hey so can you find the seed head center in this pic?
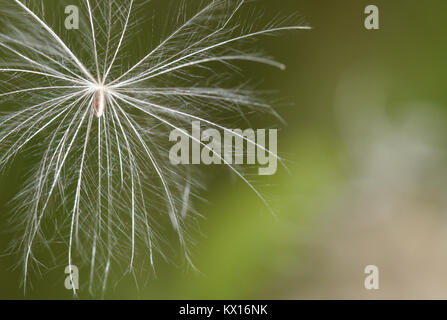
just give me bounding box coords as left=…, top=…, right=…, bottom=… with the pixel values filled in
left=93, top=84, right=107, bottom=118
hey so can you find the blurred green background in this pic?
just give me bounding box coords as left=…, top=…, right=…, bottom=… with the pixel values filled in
left=2, top=0, right=447, bottom=299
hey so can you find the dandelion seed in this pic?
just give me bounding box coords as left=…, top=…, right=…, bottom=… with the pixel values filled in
left=0, top=0, right=310, bottom=295
left=93, top=84, right=106, bottom=118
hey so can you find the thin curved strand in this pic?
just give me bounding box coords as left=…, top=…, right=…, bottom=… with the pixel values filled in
left=13, top=0, right=96, bottom=83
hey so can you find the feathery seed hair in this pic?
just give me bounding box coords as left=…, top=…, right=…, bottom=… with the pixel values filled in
left=0, top=0, right=309, bottom=294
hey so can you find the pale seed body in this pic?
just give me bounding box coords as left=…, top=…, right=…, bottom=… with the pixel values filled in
left=93, top=88, right=106, bottom=117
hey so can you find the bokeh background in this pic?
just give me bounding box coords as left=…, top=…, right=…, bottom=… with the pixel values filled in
left=2, top=0, right=447, bottom=299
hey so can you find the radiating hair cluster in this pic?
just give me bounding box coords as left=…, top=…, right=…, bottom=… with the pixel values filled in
left=0, top=0, right=309, bottom=294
